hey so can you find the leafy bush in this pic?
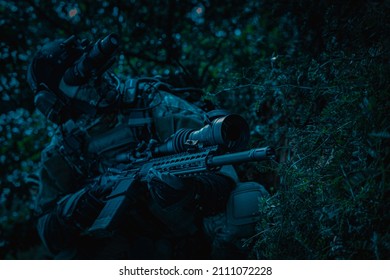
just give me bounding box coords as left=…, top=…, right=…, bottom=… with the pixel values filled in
left=0, top=110, right=55, bottom=259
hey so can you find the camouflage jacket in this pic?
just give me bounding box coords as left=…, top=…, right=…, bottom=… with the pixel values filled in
left=35, top=78, right=206, bottom=214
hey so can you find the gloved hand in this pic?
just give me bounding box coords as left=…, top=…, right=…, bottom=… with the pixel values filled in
left=146, top=169, right=200, bottom=235
left=56, top=178, right=112, bottom=231
left=146, top=169, right=193, bottom=208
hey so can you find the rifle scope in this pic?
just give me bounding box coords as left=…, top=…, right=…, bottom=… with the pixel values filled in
left=154, top=114, right=250, bottom=155
left=63, top=33, right=119, bottom=86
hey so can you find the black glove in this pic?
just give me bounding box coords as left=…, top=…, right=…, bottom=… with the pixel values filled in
left=56, top=178, right=112, bottom=231
left=146, top=169, right=235, bottom=214
left=146, top=169, right=193, bottom=208
left=146, top=169, right=201, bottom=236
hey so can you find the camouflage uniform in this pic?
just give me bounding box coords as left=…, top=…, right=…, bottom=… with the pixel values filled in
left=35, top=75, right=235, bottom=259
left=29, top=35, right=269, bottom=260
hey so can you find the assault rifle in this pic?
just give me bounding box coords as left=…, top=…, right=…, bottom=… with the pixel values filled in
left=88, top=114, right=274, bottom=235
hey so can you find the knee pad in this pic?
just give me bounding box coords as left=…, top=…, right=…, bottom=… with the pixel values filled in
left=203, top=181, right=269, bottom=241
left=226, top=181, right=269, bottom=237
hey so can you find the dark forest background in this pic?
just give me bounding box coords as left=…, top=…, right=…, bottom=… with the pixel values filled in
left=0, top=0, right=389, bottom=259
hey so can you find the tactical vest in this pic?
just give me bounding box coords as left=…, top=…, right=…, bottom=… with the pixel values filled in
left=40, top=78, right=206, bottom=194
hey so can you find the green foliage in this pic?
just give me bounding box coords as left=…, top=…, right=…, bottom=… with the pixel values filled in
left=0, top=110, right=54, bottom=258
left=1, top=0, right=389, bottom=259
left=227, top=2, right=389, bottom=259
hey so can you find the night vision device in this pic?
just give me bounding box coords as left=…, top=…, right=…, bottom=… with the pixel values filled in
left=63, top=33, right=119, bottom=86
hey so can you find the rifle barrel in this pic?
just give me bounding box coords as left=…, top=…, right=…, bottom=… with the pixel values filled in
left=207, top=147, right=274, bottom=166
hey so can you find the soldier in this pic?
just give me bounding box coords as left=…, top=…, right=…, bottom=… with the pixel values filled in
left=27, top=34, right=268, bottom=259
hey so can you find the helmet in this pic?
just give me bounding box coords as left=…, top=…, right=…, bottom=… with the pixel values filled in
left=27, top=34, right=119, bottom=124
left=27, top=36, right=85, bottom=124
